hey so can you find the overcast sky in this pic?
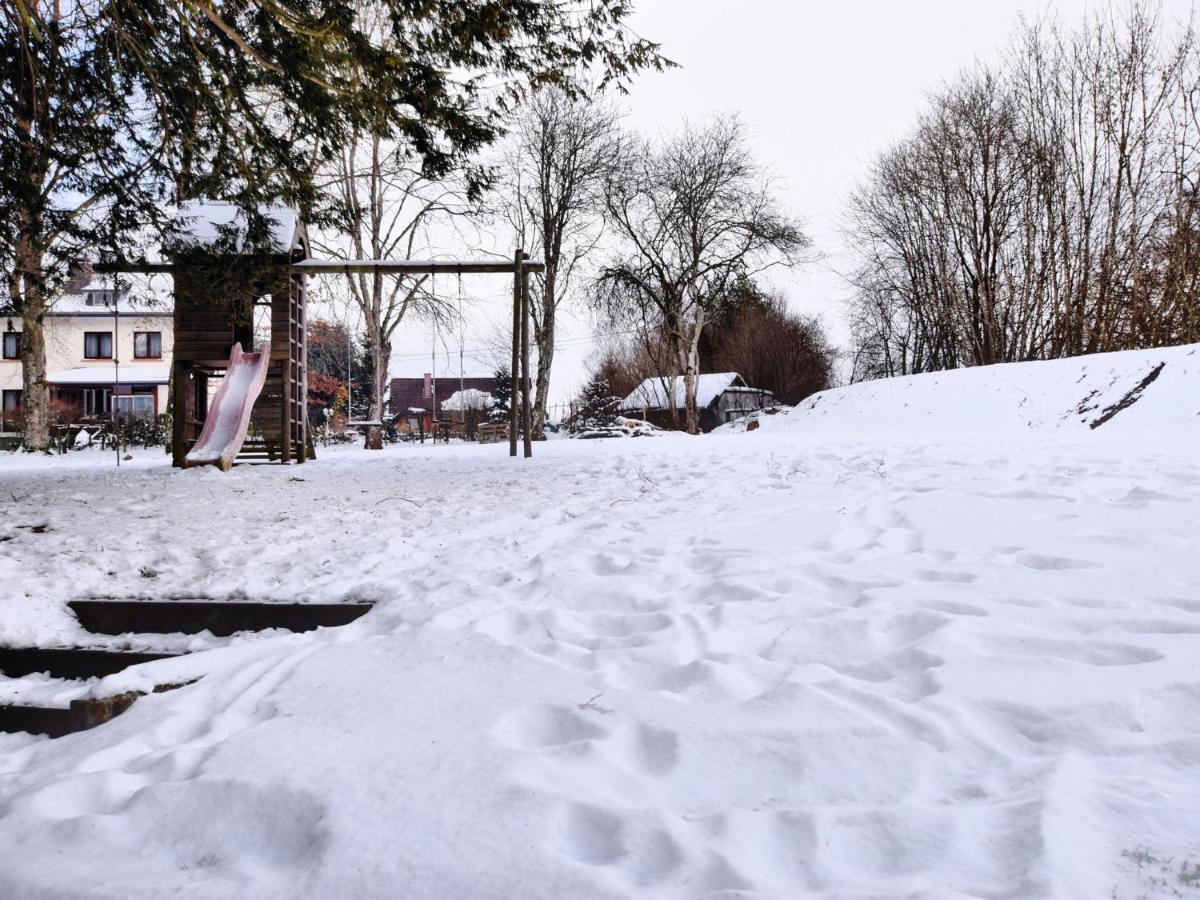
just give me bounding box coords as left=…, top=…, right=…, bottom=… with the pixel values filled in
left=386, top=0, right=1191, bottom=406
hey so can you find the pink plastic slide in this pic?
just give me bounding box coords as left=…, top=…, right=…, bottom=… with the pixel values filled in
left=184, top=343, right=272, bottom=471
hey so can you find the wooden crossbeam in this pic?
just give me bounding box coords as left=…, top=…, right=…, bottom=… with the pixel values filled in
left=292, top=258, right=545, bottom=275
left=96, top=257, right=545, bottom=275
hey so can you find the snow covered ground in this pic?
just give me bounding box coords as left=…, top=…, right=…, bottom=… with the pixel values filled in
left=739, top=342, right=1200, bottom=437
left=1, top=346, right=1198, bottom=898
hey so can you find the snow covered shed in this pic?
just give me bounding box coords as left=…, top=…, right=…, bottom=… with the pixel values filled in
left=619, top=373, right=775, bottom=432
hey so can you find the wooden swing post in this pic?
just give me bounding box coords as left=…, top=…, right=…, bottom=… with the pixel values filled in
left=510, top=249, right=521, bottom=457
left=520, top=256, right=533, bottom=458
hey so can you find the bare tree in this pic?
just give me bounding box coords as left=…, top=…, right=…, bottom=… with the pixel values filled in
left=595, top=116, right=809, bottom=433
left=499, top=88, right=618, bottom=439
left=313, top=4, right=491, bottom=453
left=847, top=4, right=1200, bottom=379
left=703, top=280, right=837, bottom=404
left=589, top=327, right=677, bottom=402
left=316, top=141, right=474, bottom=447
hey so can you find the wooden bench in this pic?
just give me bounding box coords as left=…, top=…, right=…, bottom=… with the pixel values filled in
left=476, top=423, right=508, bottom=444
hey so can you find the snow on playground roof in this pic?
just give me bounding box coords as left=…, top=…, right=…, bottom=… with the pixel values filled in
left=48, top=365, right=170, bottom=385
left=172, top=200, right=303, bottom=253
left=619, top=372, right=746, bottom=412
left=441, top=389, right=495, bottom=411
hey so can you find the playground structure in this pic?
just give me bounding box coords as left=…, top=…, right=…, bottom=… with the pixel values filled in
left=97, top=202, right=543, bottom=468
left=184, top=342, right=273, bottom=470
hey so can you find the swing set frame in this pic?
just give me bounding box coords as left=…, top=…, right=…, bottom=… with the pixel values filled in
left=98, top=248, right=545, bottom=462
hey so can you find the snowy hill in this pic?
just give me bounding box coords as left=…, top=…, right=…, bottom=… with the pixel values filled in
left=1, top=348, right=1198, bottom=898
left=741, top=343, right=1200, bottom=435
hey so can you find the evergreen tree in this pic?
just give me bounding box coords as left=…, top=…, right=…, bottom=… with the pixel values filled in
left=488, top=367, right=512, bottom=424
left=571, top=377, right=620, bottom=436
left=2, top=4, right=166, bottom=450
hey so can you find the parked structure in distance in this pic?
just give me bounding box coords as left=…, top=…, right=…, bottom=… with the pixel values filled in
left=389, top=373, right=499, bottom=436
left=619, top=372, right=774, bottom=432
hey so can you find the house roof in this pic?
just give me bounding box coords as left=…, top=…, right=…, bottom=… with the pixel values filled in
left=619, top=373, right=747, bottom=412
left=389, top=376, right=498, bottom=416
left=48, top=364, right=170, bottom=386
left=170, top=200, right=305, bottom=254
left=441, top=388, right=495, bottom=411
left=49, top=278, right=174, bottom=316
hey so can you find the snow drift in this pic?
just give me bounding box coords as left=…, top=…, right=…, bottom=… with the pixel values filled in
left=740, top=342, right=1200, bottom=436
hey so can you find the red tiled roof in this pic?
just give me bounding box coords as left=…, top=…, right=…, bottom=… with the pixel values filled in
left=389, top=376, right=498, bottom=415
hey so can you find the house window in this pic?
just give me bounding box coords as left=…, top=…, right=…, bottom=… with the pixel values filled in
left=84, top=331, right=113, bottom=359
left=2, top=332, right=19, bottom=360
left=85, top=290, right=114, bottom=307
left=133, top=331, right=161, bottom=359
left=113, top=393, right=155, bottom=421
left=1, top=389, right=21, bottom=430
left=82, top=388, right=111, bottom=418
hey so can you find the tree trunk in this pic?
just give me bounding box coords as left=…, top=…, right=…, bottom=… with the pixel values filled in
left=19, top=309, right=49, bottom=452
left=532, top=274, right=555, bottom=440
left=17, top=244, right=50, bottom=452
left=682, top=341, right=700, bottom=435
left=365, top=332, right=388, bottom=450
left=682, top=311, right=706, bottom=435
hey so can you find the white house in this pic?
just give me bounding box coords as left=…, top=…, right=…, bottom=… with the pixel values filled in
left=1, top=276, right=173, bottom=433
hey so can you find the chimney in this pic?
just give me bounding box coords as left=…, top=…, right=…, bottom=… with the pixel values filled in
left=65, top=261, right=94, bottom=295
left=423, top=372, right=432, bottom=399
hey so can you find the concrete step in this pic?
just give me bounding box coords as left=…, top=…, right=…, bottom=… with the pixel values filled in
left=0, top=647, right=179, bottom=680
left=0, top=600, right=372, bottom=736
left=0, top=692, right=140, bottom=738
left=69, top=599, right=373, bottom=637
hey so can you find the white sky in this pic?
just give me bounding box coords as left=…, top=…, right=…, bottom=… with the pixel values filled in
left=382, top=0, right=1191, bottom=407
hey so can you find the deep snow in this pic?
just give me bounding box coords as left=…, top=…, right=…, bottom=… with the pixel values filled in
left=745, top=342, right=1200, bottom=436
left=0, top=346, right=1198, bottom=899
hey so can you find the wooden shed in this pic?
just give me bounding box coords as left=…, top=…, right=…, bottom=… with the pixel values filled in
left=618, top=372, right=776, bottom=432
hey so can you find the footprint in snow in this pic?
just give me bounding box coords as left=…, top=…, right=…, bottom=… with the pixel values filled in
left=980, top=635, right=1162, bottom=666
left=1014, top=552, right=1103, bottom=571
left=495, top=703, right=608, bottom=750
left=920, top=599, right=988, bottom=617
left=588, top=552, right=638, bottom=576
left=579, top=610, right=675, bottom=638
left=552, top=802, right=626, bottom=865
left=549, top=802, right=685, bottom=887
left=616, top=721, right=679, bottom=777
left=496, top=703, right=681, bottom=778
left=914, top=568, right=978, bottom=584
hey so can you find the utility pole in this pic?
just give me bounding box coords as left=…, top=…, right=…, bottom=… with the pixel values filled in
left=111, top=281, right=120, bottom=467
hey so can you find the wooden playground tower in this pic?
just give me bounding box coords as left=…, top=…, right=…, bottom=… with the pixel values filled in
left=172, top=214, right=310, bottom=466
left=97, top=202, right=544, bottom=467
